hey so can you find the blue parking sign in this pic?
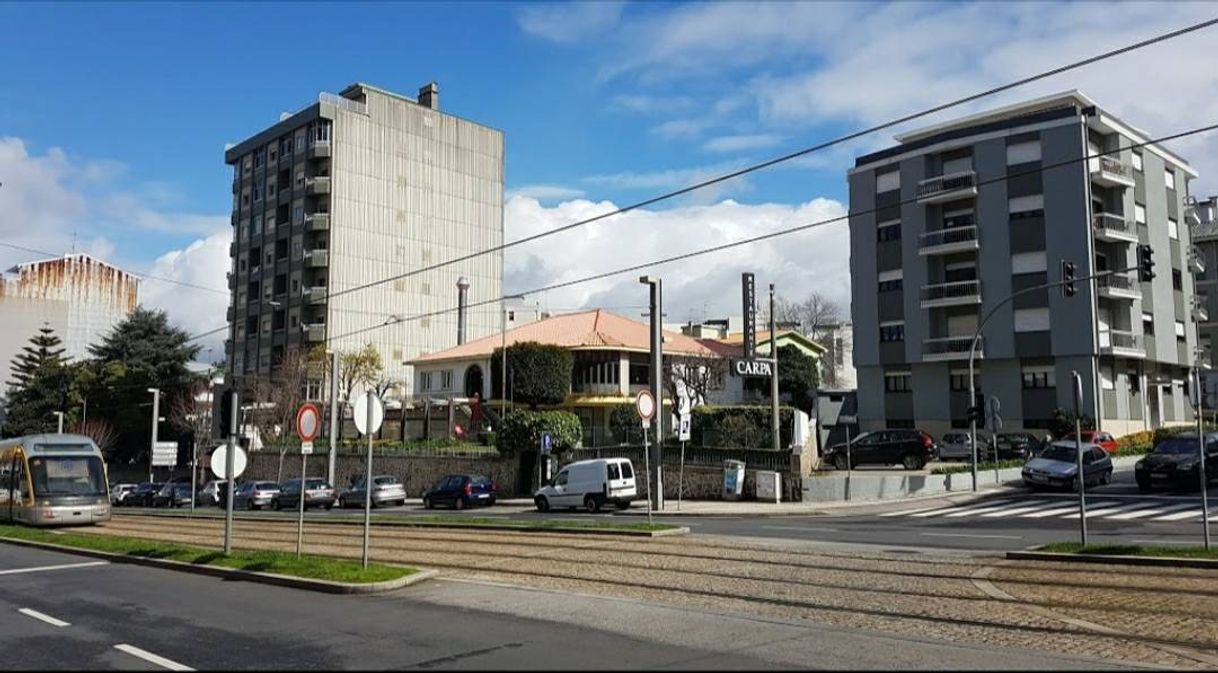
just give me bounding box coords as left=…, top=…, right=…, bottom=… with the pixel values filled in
left=540, top=432, right=552, bottom=455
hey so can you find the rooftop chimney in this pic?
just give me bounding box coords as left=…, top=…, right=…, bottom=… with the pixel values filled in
left=456, top=276, right=470, bottom=345
left=418, top=82, right=439, bottom=110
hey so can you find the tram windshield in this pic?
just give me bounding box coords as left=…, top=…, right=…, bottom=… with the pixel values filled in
left=27, top=455, right=107, bottom=497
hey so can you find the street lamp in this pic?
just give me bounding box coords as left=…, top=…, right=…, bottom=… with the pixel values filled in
left=500, top=294, right=526, bottom=414
left=639, top=275, right=664, bottom=511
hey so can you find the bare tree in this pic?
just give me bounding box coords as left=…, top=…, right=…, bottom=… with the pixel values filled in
left=760, top=291, right=846, bottom=387
left=663, top=354, right=729, bottom=410
left=168, top=378, right=215, bottom=488
left=247, top=347, right=327, bottom=481
left=68, top=418, right=118, bottom=455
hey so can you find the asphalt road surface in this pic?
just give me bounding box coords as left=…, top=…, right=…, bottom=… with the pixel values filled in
left=123, top=470, right=1215, bottom=552
left=0, top=543, right=1137, bottom=670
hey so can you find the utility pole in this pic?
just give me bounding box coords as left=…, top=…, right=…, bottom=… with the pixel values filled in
left=328, top=350, right=339, bottom=486
left=147, top=388, right=161, bottom=483
left=769, top=284, right=780, bottom=451
left=640, top=276, right=664, bottom=510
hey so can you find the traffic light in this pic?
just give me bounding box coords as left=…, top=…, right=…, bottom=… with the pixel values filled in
left=967, top=405, right=984, bottom=425
left=1137, top=243, right=1156, bottom=282
left=1061, top=260, right=1077, bottom=298
left=216, top=388, right=238, bottom=438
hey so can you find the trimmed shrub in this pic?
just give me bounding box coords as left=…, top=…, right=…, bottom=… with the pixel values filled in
left=496, top=409, right=582, bottom=456
left=490, top=342, right=573, bottom=408
left=691, top=405, right=796, bottom=449
left=609, top=404, right=638, bottom=443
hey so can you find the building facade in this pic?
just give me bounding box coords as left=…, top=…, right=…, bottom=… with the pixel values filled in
left=848, top=92, right=1201, bottom=438
left=0, top=253, right=140, bottom=396
left=223, top=81, right=504, bottom=396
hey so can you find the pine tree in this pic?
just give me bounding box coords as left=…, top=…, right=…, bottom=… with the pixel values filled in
left=8, top=324, right=66, bottom=389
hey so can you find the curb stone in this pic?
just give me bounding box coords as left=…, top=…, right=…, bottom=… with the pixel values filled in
left=1008, top=550, right=1218, bottom=570
left=0, top=535, right=435, bottom=594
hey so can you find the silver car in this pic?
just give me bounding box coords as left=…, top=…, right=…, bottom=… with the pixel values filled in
left=230, top=480, right=281, bottom=510
left=938, top=432, right=990, bottom=461
left=1022, top=441, right=1113, bottom=491
left=338, top=475, right=406, bottom=508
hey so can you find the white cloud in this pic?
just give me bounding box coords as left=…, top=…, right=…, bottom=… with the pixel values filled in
left=611, top=94, right=695, bottom=115
left=518, top=1, right=625, bottom=44
left=0, top=138, right=94, bottom=267
left=503, top=195, right=850, bottom=322
left=505, top=184, right=587, bottom=202
left=141, top=231, right=234, bottom=355
left=703, top=134, right=784, bottom=153
left=652, top=118, right=714, bottom=140
left=582, top=160, right=754, bottom=203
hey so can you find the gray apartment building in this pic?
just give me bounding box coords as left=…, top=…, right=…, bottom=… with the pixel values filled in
left=848, top=91, right=1202, bottom=438
left=223, top=82, right=504, bottom=396
left=1191, top=195, right=1218, bottom=403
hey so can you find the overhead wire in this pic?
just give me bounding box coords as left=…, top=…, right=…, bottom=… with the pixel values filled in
left=0, top=240, right=230, bottom=296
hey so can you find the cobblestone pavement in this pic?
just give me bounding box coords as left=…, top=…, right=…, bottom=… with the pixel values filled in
left=92, top=515, right=1218, bottom=669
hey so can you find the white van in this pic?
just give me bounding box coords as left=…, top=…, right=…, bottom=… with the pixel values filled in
left=534, top=458, right=637, bottom=513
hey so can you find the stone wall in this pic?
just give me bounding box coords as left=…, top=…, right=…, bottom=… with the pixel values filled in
left=240, top=451, right=519, bottom=499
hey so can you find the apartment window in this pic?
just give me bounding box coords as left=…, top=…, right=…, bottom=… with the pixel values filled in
left=1173, top=269, right=1183, bottom=291
left=253, top=179, right=263, bottom=202
left=879, top=321, right=905, bottom=342
left=440, top=370, right=453, bottom=390
left=1132, top=151, right=1143, bottom=172
left=254, top=152, right=263, bottom=169
left=1100, top=363, right=1116, bottom=390
left=1169, top=217, right=1179, bottom=240
left=267, top=181, right=276, bottom=199
left=296, top=135, right=306, bottom=153
left=884, top=372, right=912, bottom=393
left=1022, top=366, right=1056, bottom=389
left=1176, top=320, right=1187, bottom=340
left=1129, top=372, right=1141, bottom=393
left=1008, top=194, right=1044, bottom=218
left=878, top=270, right=903, bottom=293
left=1165, top=169, right=1176, bottom=191
left=1143, top=312, right=1155, bottom=335
left=943, top=205, right=975, bottom=228
left=268, top=146, right=277, bottom=163
left=1011, top=251, right=1048, bottom=275
left=949, top=371, right=971, bottom=391
left=295, top=168, right=305, bottom=189
left=888, top=418, right=916, bottom=429
left=1014, top=308, right=1050, bottom=332
left=876, top=221, right=901, bottom=242
left=1006, top=139, right=1041, bottom=165
left=876, top=169, right=900, bottom=193
left=293, top=206, right=304, bottom=223
left=419, top=372, right=432, bottom=391
left=1135, top=203, right=1147, bottom=225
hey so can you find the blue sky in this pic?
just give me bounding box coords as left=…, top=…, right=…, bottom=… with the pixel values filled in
left=2, top=1, right=1216, bottom=350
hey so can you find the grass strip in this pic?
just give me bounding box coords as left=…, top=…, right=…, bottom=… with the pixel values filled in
left=0, top=525, right=414, bottom=583
left=1040, top=542, right=1218, bottom=560
left=117, top=509, right=680, bottom=533
left=930, top=459, right=1026, bottom=475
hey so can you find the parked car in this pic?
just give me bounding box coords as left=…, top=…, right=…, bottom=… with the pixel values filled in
left=1077, top=430, right=1118, bottom=453
left=152, top=482, right=194, bottom=508
left=534, top=458, right=636, bottom=513
left=1022, top=441, right=1113, bottom=490
left=198, top=480, right=227, bottom=506
left=127, top=481, right=164, bottom=507
left=109, top=482, right=138, bottom=506
left=338, top=475, right=407, bottom=508
left=993, top=432, right=1044, bottom=460
left=423, top=474, right=497, bottom=510
left=1135, top=433, right=1218, bottom=492
left=228, top=480, right=281, bottom=510
left=937, top=432, right=990, bottom=461
left=273, top=478, right=336, bottom=511
left=824, top=430, right=936, bottom=471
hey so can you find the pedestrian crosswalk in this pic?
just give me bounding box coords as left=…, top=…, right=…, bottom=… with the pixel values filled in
left=877, top=498, right=1215, bottom=524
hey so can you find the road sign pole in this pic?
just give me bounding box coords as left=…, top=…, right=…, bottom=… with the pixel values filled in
left=297, top=450, right=307, bottom=557
left=990, top=396, right=1002, bottom=486
left=642, top=424, right=653, bottom=526
left=845, top=424, right=852, bottom=502
left=1072, top=370, right=1088, bottom=546
left=1197, top=366, right=1211, bottom=551
left=224, top=390, right=237, bottom=555
left=362, top=390, right=374, bottom=570
left=678, top=440, right=686, bottom=511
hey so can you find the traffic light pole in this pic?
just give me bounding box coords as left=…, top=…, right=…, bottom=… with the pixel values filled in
left=967, top=265, right=1142, bottom=492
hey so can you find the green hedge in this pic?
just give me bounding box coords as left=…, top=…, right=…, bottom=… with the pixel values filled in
left=1114, top=425, right=1218, bottom=457
left=691, top=405, right=795, bottom=449
left=496, top=409, right=582, bottom=455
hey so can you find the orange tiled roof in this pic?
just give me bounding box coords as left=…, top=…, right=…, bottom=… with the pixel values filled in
left=411, top=310, right=733, bottom=364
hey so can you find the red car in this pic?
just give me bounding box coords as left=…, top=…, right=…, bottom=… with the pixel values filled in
left=1077, top=430, right=1118, bottom=453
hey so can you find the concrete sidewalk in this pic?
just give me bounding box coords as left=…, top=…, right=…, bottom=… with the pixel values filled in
left=611, top=487, right=1021, bottom=517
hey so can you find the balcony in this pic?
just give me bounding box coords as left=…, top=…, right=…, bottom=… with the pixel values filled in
left=1194, top=296, right=1209, bottom=323
left=227, top=272, right=236, bottom=290
left=1189, top=245, right=1207, bottom=275
left=1097, top=272, right=1141, bottom=301
left=916, top=171, right=977, bottom=204
left=303, top=250, right=329, bottom=268
left=305, top=176, right=331, bottom=195
left=923, top=335, right=983, bottom=362
left=919, top=225, right=979, bottom=256
left=1092, top=212, right=1139, bottom=244
left=226, top=306, right=235, bottom=322
left=305, top=212, right=329, bottom=231
left=307, top=142, right=331, bottom=160
left=1099, top=329, right=1146, bottom=358
left=920, top=280, right=982, bottom=308
left=303, top=286, right=328, bottom=305
left=1090, top=155, right=1135, bottom=188
left=302, top=323, right=326, bottom=342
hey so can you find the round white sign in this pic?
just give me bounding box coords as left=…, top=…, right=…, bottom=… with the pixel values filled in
left=296, top=403, right=322, bottom=442
left=635, top=389, right=656, bottom=421
left=210, top=444, right=248, bottom=479
left=353, top=392, right=385, bottom=435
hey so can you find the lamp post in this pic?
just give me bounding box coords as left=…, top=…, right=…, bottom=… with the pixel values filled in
left=147, top=388, right=161, bottom=483
left=639, top=275, right=664, bottom=511
left=500, top=294, right=526, bottom=418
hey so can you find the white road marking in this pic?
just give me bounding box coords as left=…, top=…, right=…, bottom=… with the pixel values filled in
left=909, top=501, right=1015, bottom=518
left=943, top=502, right=1023, bottom=518
left=113, top=644, right=194, bottom=671
left=920, top=532, right=1023, bottom=540
left=1020, top=502, right=1119, bottom=518
left=1106, top=504, right=1197, bottom=520
left=0, top=561, right=108, bottom=576
left=1153, top=508, right=1205, bottom=522
left=18, top=608, right=69, bottom=627
left=978, top=503, right=1063, bottom=518
left=879, top=506, right=949, bottom=517
left=761, top=525, right=840, bottom=533
left=1059, top=503, right=1154, bottom=519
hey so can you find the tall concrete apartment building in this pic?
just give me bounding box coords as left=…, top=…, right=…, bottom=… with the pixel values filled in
left=1191, top=195, right=1218, bottom=403
left=223, top=82, right=504, bottom=396
left=848, top=92, right=1202, bottom=437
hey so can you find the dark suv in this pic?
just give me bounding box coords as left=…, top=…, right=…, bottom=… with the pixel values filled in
left=825, top=430, right=937, bottom=470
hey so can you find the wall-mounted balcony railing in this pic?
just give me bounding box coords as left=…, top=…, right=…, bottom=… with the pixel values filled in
left=920, top=279, right=982, bottom=308
left=1096, top=272, right=1141, bottom=301
left=916, top=171, right=977, bottom=204
left=303, top=287, right=328, bottom=305
left=1099, top=329, right=1145, bottom=358
left=918, top=225, right=979, bottom=255
left=923, top=335, right=983, bottom=362
left=302, top=323, right=327, bottom=342
left=1092, top=212, right=1139, bottom=244
left=303, top=250, right=329, bottom=268
left=304, top=212, right=329, bottom=231
left=305, top=176, right=331, bottom=195
left=1090, top=155, right=1135, bottom=188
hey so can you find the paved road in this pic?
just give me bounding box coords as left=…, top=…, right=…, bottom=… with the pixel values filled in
left=122, top=470, right=1214, bottom=553
left=0, top=543, right=1133, bottom=670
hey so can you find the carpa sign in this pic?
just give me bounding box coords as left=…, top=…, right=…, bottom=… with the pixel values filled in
left=732, top=359, right=773, bottom=378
